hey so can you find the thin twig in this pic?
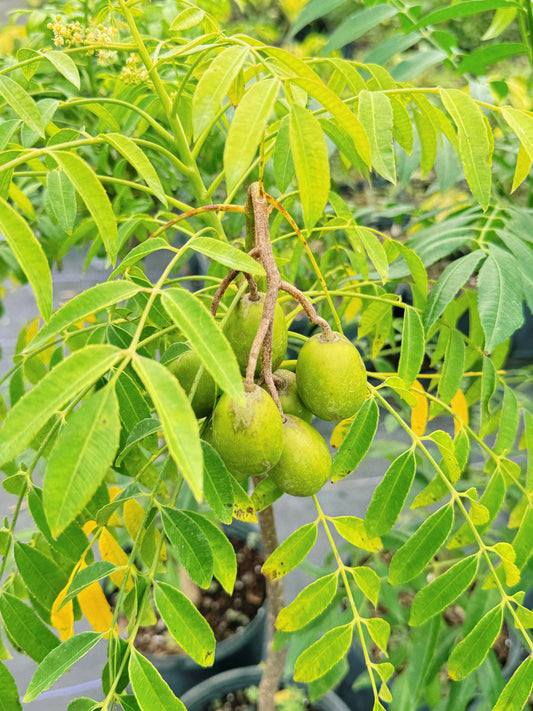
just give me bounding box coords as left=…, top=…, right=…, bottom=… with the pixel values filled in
left=279, top=280, right=333, bottom=337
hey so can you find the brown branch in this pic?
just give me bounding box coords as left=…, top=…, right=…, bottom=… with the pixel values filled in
left=211, top=269, right=240, bottom=317
left=149, top=203, right=246, bottom=241
left=243, top=184, right=282, bottom=391
left=253, top=477, right=287, bottom=711
left=279, top=280, right=333, bottom=337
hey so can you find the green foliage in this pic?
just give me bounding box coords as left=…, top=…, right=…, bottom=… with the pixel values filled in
left=0, top=0, right=531, bottom=710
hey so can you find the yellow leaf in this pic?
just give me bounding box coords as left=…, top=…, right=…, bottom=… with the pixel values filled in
left=106, top=485, right=123, bottom=527
left=345, top=297, right=363, bottom=322
left=77, top=561, right=115, bottom=637
left=123, top=499, right=144, bottom=539
left=51, top=584, right=74, bottom=641
left=83, top=520, right=97, bottom=537
left=108, top=486, right=122, bottom=501
left=98, top=528, right=134, bottom=592
left=330, top=417, right=355, bottom=448
left=410, top=380, right=428, bottom=437
left=123, top=499, right=167, bottom=563
left=451, top=388, right=469, bottom=436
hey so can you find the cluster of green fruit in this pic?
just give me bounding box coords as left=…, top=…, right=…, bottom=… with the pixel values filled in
left=169, top=293, right=367, bottom=497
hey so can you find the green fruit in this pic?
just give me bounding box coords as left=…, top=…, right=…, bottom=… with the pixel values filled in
left=168, top=349, right=217, bottom=418
left=271, top=369, right=313, bottom=423
left=268, top=415, right=331, bottom=497
left=212, top=384, right=284, bottom=477
left=223, top=293, right=288, bottom=376
left=296, top=332, right=367, bottom=421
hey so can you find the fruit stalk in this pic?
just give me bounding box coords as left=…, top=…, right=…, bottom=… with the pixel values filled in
left=279, top=279, right=333, bottom=337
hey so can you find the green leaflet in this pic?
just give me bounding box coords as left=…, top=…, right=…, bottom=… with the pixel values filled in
left=67, top=699, right=100, bottom=711
left=481, top=354, right=497, bottom=419
left=331, top=399, right=379, bottom=481
left=186, top=236, right=265, bottom=275
left=389, top=504, right=454, bottom=585
left=110, top=238, right=173, bottom=278
left=438, top=328, right=465, bottom=402
left=494, top=385, right=519, bottom=455
left=440, top=89, right=492, bottom=208
left=290, top=0, right=347, bottom=37
left=366, top=617, right=390, bottom=653
left=24, top=632, right=103, bottom=702
left=289, top=102, right=330, bottom=232
left=129, top=649, right=186, bottom=711
left=365, top=449, right=416, bottom=536
left=330, top=516, right=382, bottom=553
left=448, top=606, right=503, bottom=680
left=0, top=75, right=44, bottom=136
left=502, top=230, right=533, bottom=315
left=102, top=133, right=167, bottom=205
left=273, top=116, right=295, bottom=193
left=184, top=511, right=237, bottom=595
left=458, top=42, right=527, bottom=75
left=0, top=196, right=52, bottom=322
left=355, top=226, right=388, bottom=281
left=161, top=287, right=244, bottom=406
left=170, top=7, right=204, bottom=32
left=251, top=475, right=283, bottom=513
left=160, top=508, right=213, bottom=589
left=115, top=417, right=160, bottom=465
left=423, top=250, right=486, bottom=332
left=397, top=309, right=425, bottom=388
left=43, top=385, right=121, bottom=536
left=289, top=76, right=371, bottom=166
left=294, top=624, right=353, bottom=683
left=477, top=246, right=524, bottom=352
left=410, top=555, right=479, bottom=626
left=413, top=107, right=437, bottom=176
left=324, top=5, right=398, bottom=54
left=132, top=355, right=203, bottom=501
left=276, top=573, right=338, bottom=632
left=52, top=151, right=118, bottom=264
left=14, top=542, right=67, bottom=611
left=192, top=45, right=249, bottom=139
left=503, top=106, right=533, bottom=161
left=63, top=562, right=120, bottom=605
left=224, top=78, right=280, bottom=193
left=492, top=656, right=533, bottom=711
left=412, top=1, right=511, bottom=30
left=201, top=441, right=235, bottom=525
left=358, top=90, right=395, bottom=184
left=154, top=582, right=215, bottom=667
left=0, top=663, right=21, bottom=711
left=0, top=345, right=122, bottom=467
left=351, top=566, right=381, bottom=607
left=47, top=169, right=77, bottom=234
left=0, top=593, right=59, bottom=663
left=42, top=50, right=80, bottom=88
left=262, top=522, right=317, bottom=581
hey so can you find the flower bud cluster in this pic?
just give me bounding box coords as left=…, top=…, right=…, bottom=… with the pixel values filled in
left=47, top=15, right=119, bottom=66
left=119, top=53, right=149, bottom=84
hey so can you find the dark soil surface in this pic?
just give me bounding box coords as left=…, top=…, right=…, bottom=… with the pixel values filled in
left=130, top=535, right=266, bottom=656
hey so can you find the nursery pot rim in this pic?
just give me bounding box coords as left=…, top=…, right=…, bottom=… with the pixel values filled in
left=180, top=665, right=352, bottom=711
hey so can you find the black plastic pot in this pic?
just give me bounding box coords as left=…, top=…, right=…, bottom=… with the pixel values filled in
left=149, top=521, right=267, bottom=697
left=180, top=666, right=352, bottom=711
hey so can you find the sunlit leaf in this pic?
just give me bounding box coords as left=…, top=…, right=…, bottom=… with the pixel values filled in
left=43, top=386, right=120, bottom=536
left=289, top=102, right=330, bottom=232
left=0, top=196, right=52, bottom=321
left=24, top=632, right=103, bottom=702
